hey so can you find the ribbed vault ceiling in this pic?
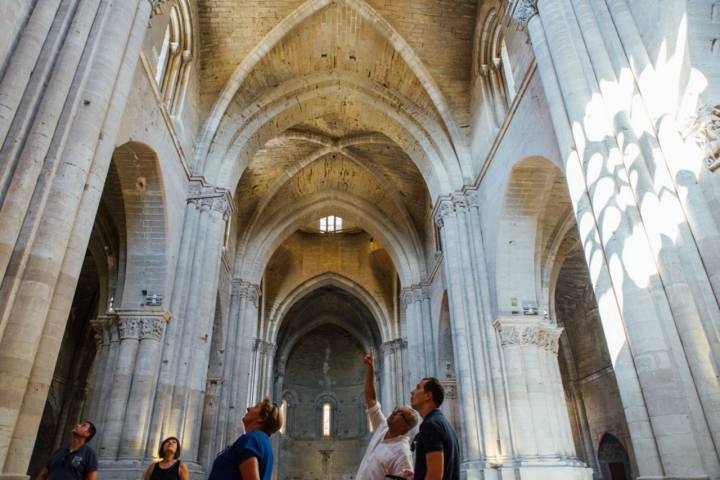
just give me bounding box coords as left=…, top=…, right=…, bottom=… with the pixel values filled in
left=201, top=0, right=478, bottom=282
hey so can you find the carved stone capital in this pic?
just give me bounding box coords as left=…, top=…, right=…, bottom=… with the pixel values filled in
left=681, top=104, right=720, bottom=172
left=147, top=0, right=168, bottom=17
left=493, top=317, right=562, bottom=354
left=513, top=0, right=538, bottom=25
left=253, top=338, right=275, bottom=356
left=232, top=279, right=261, bottom=308
left=400, top=284, right=430, bottom=309
left=439, top=380, right=457, bottom=400
left=91, top=315, right=116, bottom=347
left=434, top=199, right=454, bottom=228
left=451, top=193, right=468, bottom=212
left=464, top=189, right=481, bottom=209
left=381, top=337, right=407, bottom=354
left=187, top=181, right=234, bottom=220
left=116, top=310, right=170, bottom=341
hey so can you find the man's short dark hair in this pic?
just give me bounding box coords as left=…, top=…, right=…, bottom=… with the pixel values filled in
left=421, top=377, right=445, bottom=407
left=83, top=421, right=97, bottom=442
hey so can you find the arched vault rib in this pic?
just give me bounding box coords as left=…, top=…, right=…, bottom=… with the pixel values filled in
left=276, top=316, right=374, bottom=375
left=266, top=272, right=390, bottom=343
left=237, top=132, right=422, bottom=260
left=235, top=190, right=424, bottom=287
left=209, top=73, right=459, bottom=198
left=195, top=0, right=468, bottom=177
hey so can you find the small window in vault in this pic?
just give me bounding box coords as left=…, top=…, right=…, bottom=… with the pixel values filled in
left=322, top=402, right=332, bottom=436
left=319, top=215, right=343, bottom=233
left=280, top=400, right=288, bottom=434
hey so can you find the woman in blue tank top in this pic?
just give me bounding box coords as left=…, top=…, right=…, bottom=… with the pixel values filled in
left=208, top=398, right=283, bottom=480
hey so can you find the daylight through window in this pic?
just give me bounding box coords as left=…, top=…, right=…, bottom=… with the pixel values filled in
left=322, top=402, right=332, bottom=436
left=319, top=216, right=343, bottom=233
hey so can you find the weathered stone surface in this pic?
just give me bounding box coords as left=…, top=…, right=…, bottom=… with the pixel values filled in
left=1, top=1, right=719, bottom=480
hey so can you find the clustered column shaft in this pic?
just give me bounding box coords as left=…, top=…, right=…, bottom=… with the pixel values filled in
left=0, top=1, right=150, bottom=477
left=400, top=285, right=436, bottom=392
left=434, top=192, right=512, bottom=478
left=148, top=183, right=231, bottom=466
left=520, top=0, right=720, bottom=476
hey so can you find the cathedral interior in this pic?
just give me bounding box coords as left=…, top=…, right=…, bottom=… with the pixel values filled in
left=0, top=0, right=719, bottom=479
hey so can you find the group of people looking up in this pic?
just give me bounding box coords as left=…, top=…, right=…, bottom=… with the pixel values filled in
left=37, top=353, right=459, bottom=480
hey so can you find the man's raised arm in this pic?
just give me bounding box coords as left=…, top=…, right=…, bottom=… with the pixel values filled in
left=363, top=352, right=377, bottom=408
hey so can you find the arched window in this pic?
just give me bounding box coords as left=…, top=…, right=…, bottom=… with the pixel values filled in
left=319, top=215, right=343, bottom=233
left=322, top=402, right=332, bottom=437
left=155, top=0, right=193, bottom=114
left=477, top=7, right=514, bottom=127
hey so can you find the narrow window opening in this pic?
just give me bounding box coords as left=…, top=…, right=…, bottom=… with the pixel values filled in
left=322, top=402, right=332, bottom=436
left=280, top=400, right=288, bottom=434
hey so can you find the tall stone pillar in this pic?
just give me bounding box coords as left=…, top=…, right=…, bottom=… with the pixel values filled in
left=434, top=194, right=512, bottom=479
left=146, top=182, right=232, bottom=470
left=97, top=311, right=169, bottom=466
left=221, top=280, right=260, bottom=443
left=87, top=315, right=121, bottom=434
left=493, top=317, right=592, bottom=479
left=518, top=0, right=720, bottom=476
left=248, top=340, right=276, bottom=405
left=0, top=1, right=151, bottom=478
left=379, top=338, right=407, bottom=409
left=400, top=285, right=436, bottom=389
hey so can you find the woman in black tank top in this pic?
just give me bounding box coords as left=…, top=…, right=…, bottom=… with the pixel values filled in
left=143, top=437, right=190, bottom=480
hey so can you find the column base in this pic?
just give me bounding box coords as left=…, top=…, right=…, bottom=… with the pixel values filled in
left=510, top=465, right=593, bottom=480
left=637, top=477, right=709, bottom=480
left=98, top=459, right=207, bottom=480
left=0, top=474, right=30, bottom=480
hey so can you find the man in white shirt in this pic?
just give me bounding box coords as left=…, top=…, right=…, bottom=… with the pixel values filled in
left=356, top=352, right=418, bottom=480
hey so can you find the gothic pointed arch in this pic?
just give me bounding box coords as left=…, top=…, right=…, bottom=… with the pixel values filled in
left=195, top=0, right=468, bottom=181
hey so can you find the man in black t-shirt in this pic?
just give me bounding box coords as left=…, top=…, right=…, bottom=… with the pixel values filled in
left=37, top=421, right=99, bottom=480
left=409, top=378, right=460, bottom=480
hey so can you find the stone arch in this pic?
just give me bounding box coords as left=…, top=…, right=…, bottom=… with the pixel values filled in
left=110, top=142, right=168, bottom=309
left=436, top=291, right=455, bottom=381
left=495, top=156, right=573, bottom=316
left=279, top=389, right=299, bottom=436
left=597, top=433, right=632, bottom=480
left=237, top=135, right=422, bottom=255
left=268, top=272, right=388, bottom=344
left=314, top=393, right=339, bottom=437
left=474, top=4, right=513, bottom=126
left=235, top=190, right=425, bottom=287
left=155, top=0, right=194, bottom=113
left=209, top=73, right=459, bottom=198
left=195, top=0, right=467, bottom=177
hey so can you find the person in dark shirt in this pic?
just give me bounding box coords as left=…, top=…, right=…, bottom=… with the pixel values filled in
left=207, top=397, right=283, bottom=480
left=143, top=437, right=189, bottom=480
left=37, top=421, right=98, bottom=480
left=408, top=378, right=460, bottom=480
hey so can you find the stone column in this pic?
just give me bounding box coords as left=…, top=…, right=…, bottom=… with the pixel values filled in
left=434, top=195, right=510, bottom=478
left=0, top=1, right=150, bottom=477
left=248, top=340, right=275, bottom=405
left=87, top=315, right=120, bottom=433
left=146, top=182, right=232, bottom=468
left=221, top=280, right=260, bottom=442
left=400, top=284, right=436, bottom=389
left=494, top=317, right=592, bottom=479
left=518, top=0, right=720, bottom=476
left=97, top=311, right=169, bottom=465
left=379, top=338, right=406, bottom=409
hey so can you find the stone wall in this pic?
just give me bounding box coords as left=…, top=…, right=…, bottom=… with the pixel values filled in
left=277, top=324, right=369, bottom=479
left=556, top=248, right=635, bottom=477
